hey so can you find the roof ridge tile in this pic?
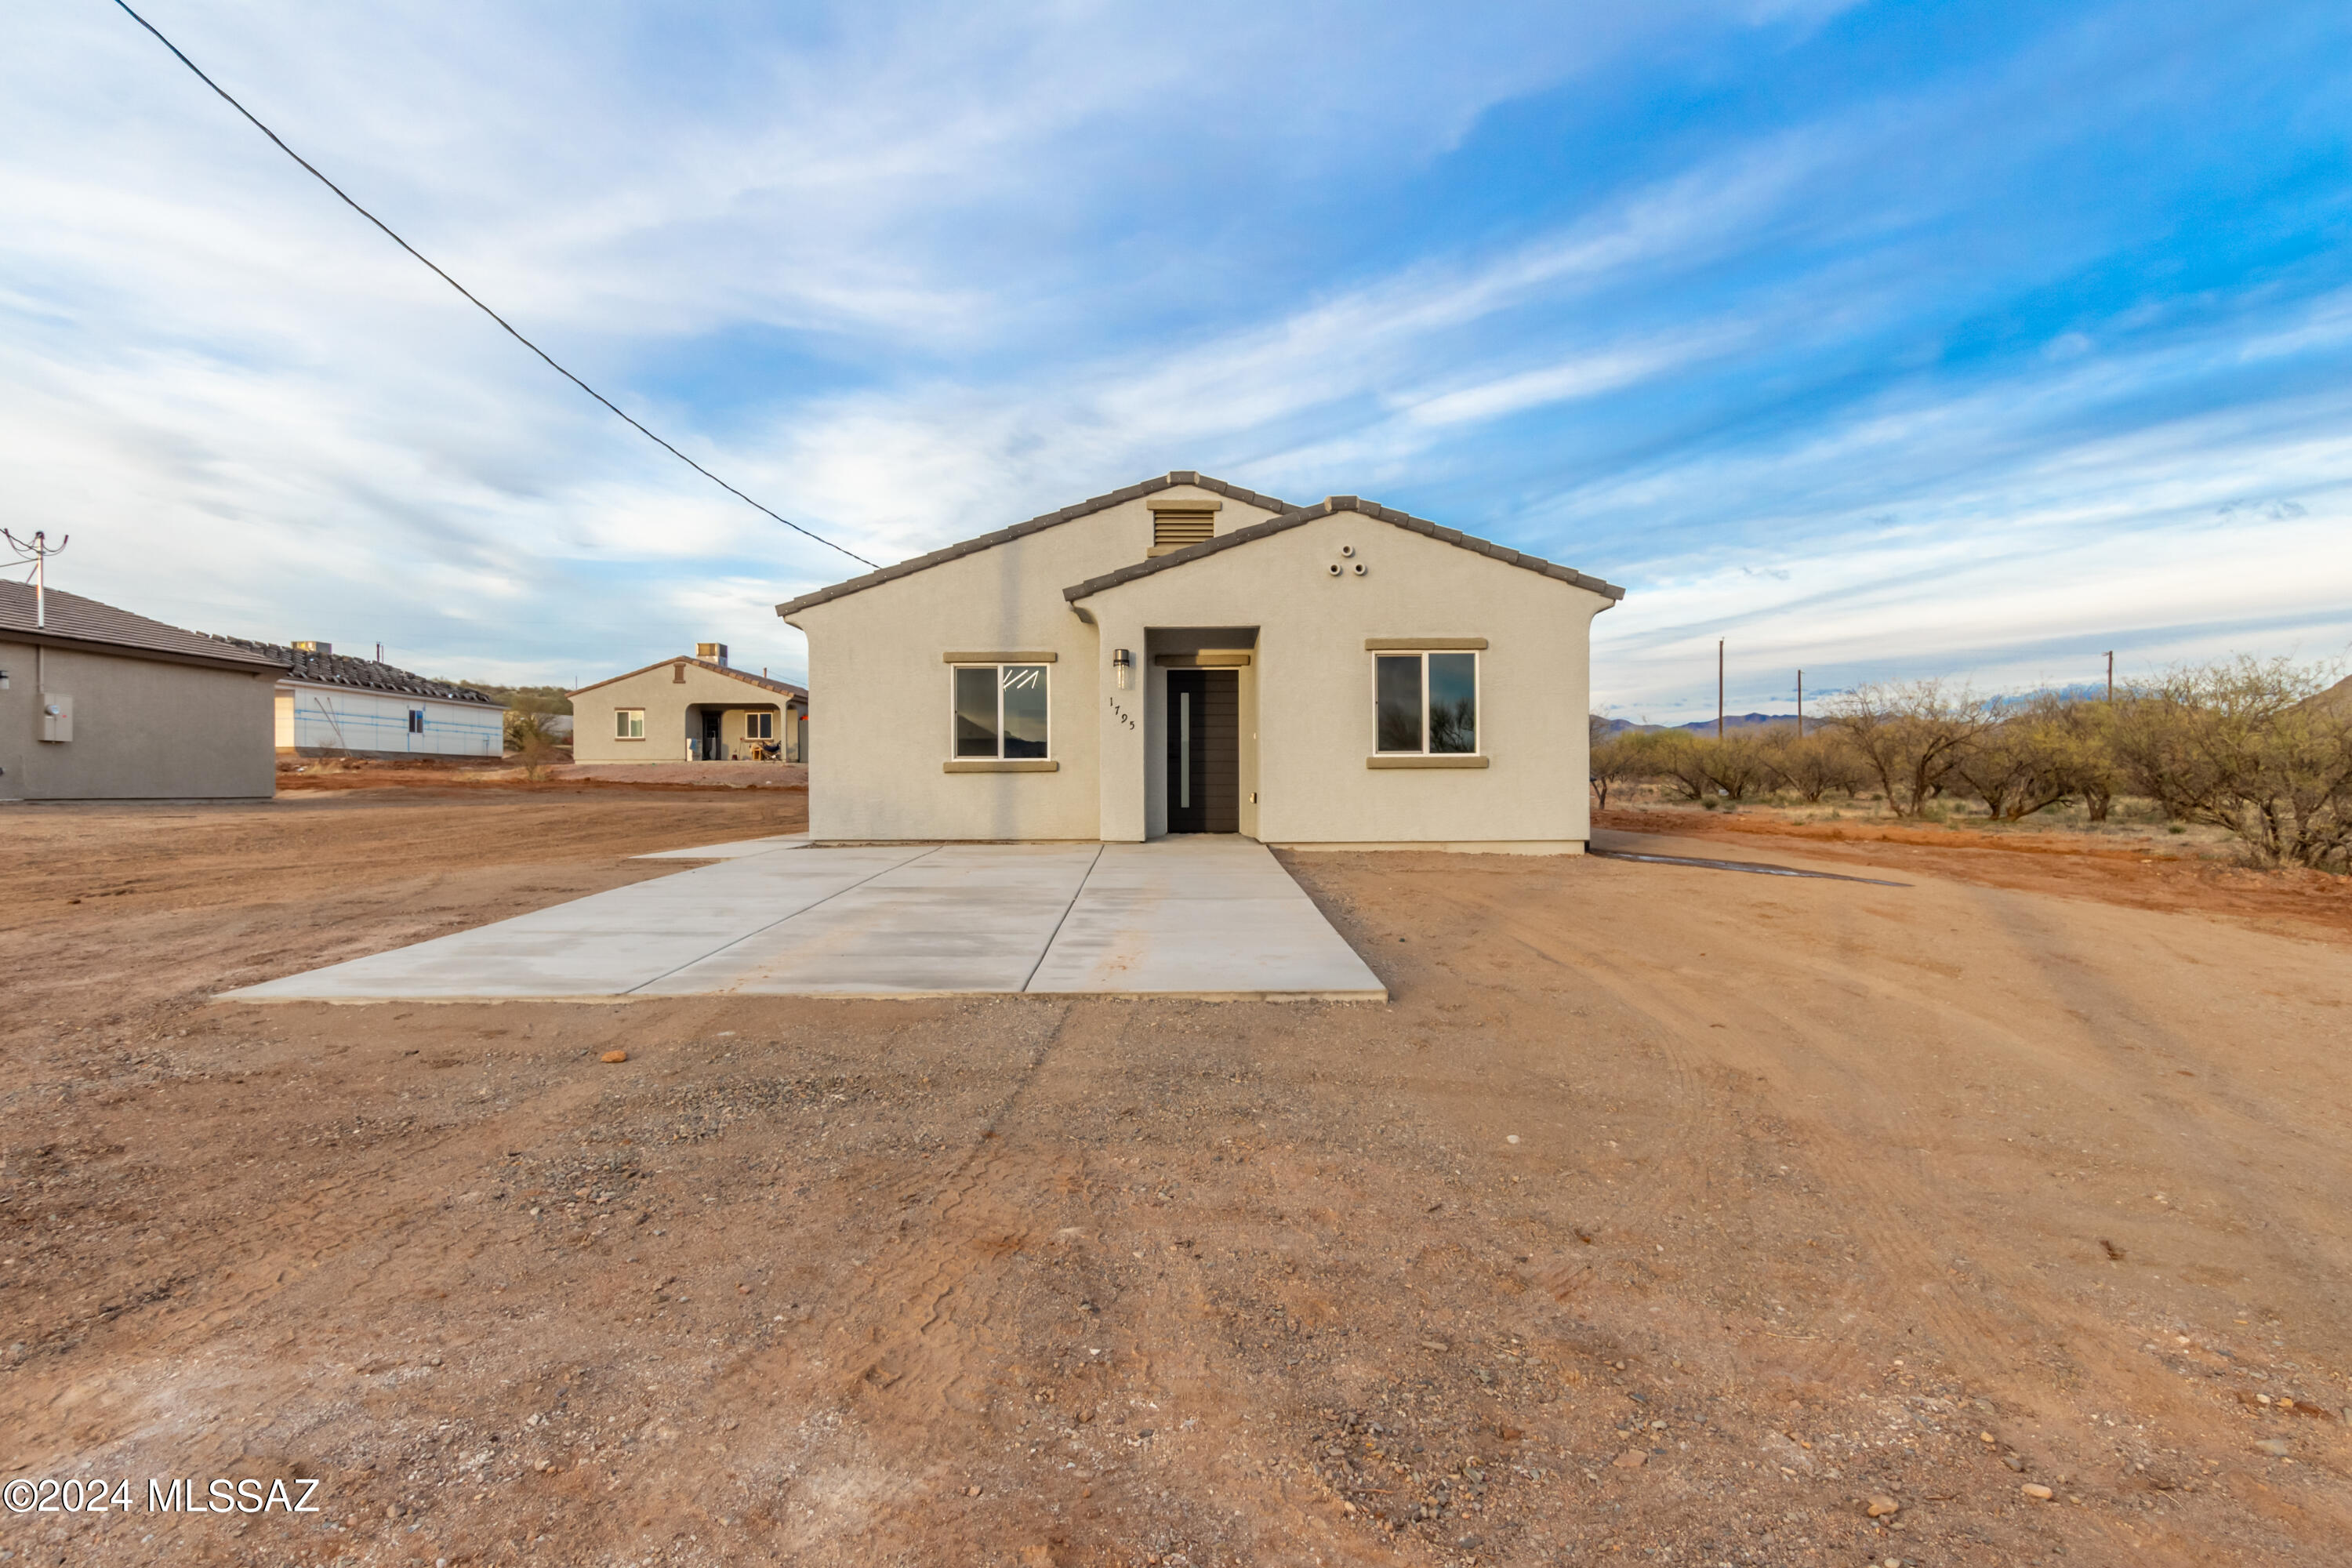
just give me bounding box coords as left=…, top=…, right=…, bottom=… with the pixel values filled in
left=1061, top=494, right=1626, bottom=604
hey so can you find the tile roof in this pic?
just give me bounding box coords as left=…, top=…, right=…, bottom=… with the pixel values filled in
left=774, top=471, right=1292, bottom=619
left=569, top=657, right=808, bottom=701
left=1063, top=495, right=1628, bottom=604
left=212, top=637, right=503, bottom=704
left=0, top=580, right=287, bottom=671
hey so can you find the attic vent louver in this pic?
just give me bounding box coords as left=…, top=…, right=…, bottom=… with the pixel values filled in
left=1153, top=510, right=1213, bottom=548
left=1146, top=497, right=1221, bottom=557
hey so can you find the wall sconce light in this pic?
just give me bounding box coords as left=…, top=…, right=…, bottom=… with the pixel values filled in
left=1112, top=648, right=1134, bottom=689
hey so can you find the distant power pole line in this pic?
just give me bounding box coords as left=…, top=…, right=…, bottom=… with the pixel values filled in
left=2105, top=650, right=2114, bottom=702
left=2, top=528, right=68, bottom=627
left=1717, top=639, right=1725, bottom=741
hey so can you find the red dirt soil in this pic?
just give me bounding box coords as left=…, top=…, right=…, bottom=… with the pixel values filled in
left=2, top=787, right=2347, bottom=1566
left=1597, top=805, right=2352, bottom=941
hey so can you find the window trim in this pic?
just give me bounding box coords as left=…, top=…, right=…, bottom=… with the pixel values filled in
left=743, top=710, right=774, bottom=740
left=615, top=707, right=646, bottom=741
left=1370, top=648, right=1482, bottom=757
left=947, top=662, right=1051, bottom=763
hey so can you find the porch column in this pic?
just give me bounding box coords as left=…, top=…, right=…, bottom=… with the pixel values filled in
left=1094, top=611, right=1149, bottom=842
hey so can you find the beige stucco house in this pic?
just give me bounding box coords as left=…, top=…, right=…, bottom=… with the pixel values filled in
left=777, top=472, right=1623, bottom=849
left=1, top=580, right=282, bottom=801
left=569, top=645, right=808, bottom=764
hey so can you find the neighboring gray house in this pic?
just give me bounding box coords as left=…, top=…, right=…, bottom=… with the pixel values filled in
left=777, top=471, right=1623, bottom=850
left=0, top=581, right=283, bottom=801
left=211, top=638, right=505, bottom=759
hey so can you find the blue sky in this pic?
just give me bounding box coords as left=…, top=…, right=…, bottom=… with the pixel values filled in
left=5, top=1, right=2349, bottom=717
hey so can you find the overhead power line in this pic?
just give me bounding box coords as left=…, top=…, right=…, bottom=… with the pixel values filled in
left=111, top=0, right=878, bottom=571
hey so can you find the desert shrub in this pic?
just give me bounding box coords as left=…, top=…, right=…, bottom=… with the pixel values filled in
left=1758, top=727, right=1868, bottom=801
left=1827, top=681, right=1998, bottom=816
left=1588, top=731, right=1646, bottom=809
left=2041, top=695, right=2122, bottom=821
left=505, top=710, right=566, bottom=782
left=1947, top=699, right=2082, bottom=820
left=2107, top=659, right=2352, bottom=869
left=1700, top=735, right=1771, bottom=801
left=1636, top=731, right=1717, bottom=801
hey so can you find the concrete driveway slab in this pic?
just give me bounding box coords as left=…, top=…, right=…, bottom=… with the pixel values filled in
left=1024, top=841, right=1382, bottom=998
left=222, top=837, right=1384, bottom=1003
left=223, top=844, right=933, bottom=1000
left=637, top=844, right=1102, bottom=996
left=629, top=833, right=810, bottom=860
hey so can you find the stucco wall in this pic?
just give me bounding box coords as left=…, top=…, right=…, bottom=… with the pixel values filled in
left=570, top=662, right=806, bottom=765
left=1079, top=510, right=1608, bottom=846
left=788, top=486, right=1278, bottom=841
left=0, top=639, right=277, bottom=800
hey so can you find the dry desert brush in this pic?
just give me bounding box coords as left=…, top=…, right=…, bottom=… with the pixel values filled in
left=1826, top=680, right=1999, bottom=816
left=504, top=710, right=567, bottom=782
left=2108, top=659, right=2352, bottom=869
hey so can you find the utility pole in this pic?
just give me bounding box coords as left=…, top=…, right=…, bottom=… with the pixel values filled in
left=2105, top=650, right=2114, bottom=703
left=1717, top=639, right=1725, bottom=741
left=1796, top=670, right=1803, bottom=739
left=2, top=529, right=68, bottom=628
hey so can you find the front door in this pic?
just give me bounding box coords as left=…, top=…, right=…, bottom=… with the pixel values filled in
left=701, top=710, right=724, bottom=761
left=1165, top=670, right=1239, bottom=833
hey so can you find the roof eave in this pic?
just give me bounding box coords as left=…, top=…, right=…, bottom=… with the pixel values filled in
left=0, top=624, right=288, bottom=674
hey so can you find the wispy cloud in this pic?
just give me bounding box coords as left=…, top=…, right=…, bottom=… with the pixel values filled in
left=2, top=0, right=2347, bottom=706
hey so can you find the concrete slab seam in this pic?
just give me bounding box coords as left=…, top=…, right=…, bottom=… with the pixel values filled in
left=1018, top=841, right=1108, bottom=993
left=619, top=844, right=942, bottom=994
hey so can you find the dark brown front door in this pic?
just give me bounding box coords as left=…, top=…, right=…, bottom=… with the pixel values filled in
left=1166, top=670, right=1239, bottom=833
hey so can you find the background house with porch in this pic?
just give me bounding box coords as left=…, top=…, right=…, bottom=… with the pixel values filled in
left=777, top=472, right=1622, bottom=849
left=568, top=644, right=808, bottom=764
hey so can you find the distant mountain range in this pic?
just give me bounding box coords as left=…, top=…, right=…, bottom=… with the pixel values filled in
left=1595, top=713, right=1811, bottom=736
left=1598, top=680, right=2138, bottom=735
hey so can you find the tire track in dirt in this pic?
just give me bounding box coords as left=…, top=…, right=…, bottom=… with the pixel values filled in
left=825, top=1002, right=1123, bottom=1412
left=20, top=1047, right=636, bottom=1428
left=1425, top=861, right=2052, bottom=1400
left=673, top=1001, right=1139, bottom=1559
left=1381, top=863, right=1724, bottom=1256
left=1592, top=867, right=2107, bottom=1396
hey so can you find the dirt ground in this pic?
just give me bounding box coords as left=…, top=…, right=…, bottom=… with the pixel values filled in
left=3, top=785, right=2349, bottom=1568
left=275, top=760, right=808, bottom=792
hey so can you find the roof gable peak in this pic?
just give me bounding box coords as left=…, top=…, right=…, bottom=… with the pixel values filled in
left=569, top=655, right=807, bottom=700
left=775, top=470, right=1289, bottom=620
